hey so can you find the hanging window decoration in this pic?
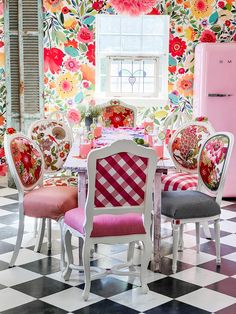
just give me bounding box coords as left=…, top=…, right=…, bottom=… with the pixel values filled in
left=109, top=0, right=157, bottom=16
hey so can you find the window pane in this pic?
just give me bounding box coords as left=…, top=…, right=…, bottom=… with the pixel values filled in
left=121, top=16, right=142, bottom=34
left=99, top=35, right=121, bottom=52
left=143, top=16, right=164, bottom=34
left=142, top=36, right=163, bottom=53
left=111, top=77, right=121, bottom=93
left=122, top=36, right=142, bottom=52
left=100, top=15, right=120, bottom=34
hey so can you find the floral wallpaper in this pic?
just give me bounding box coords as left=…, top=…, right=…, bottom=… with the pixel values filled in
left=43, top=0, right=236, bottom=124
left=0, top=0, right=236, bottom=133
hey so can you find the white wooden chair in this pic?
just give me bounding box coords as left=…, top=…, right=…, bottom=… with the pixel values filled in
left=62, top=139, right=157, bottom=300
left=4, top=133, right=78, bottom=268
left=162, top=132, right=234, bottom=273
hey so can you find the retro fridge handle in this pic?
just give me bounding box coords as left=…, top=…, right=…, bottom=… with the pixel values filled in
left=208, top=93, right=233, bottom=97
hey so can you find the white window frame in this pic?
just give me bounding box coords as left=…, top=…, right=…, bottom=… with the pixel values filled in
left=95, top=15, right=169, bottom=107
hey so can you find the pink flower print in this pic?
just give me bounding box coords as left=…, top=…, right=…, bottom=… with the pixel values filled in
left=64, top=57, right=80, bottom=72
left=77, top=27, right=94, bottom=44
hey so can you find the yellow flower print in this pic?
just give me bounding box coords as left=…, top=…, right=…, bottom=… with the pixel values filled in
left=56, top=72, right=78, bottom=99
left=43, top=0, right=64, bottom=13
left=154, top=110, right=168, bottom=119
left=191, top=0, right=213, bottom=19
left=185, top=27, right=196, bottom=41
left=177, top=74, right=194, bottom=97
left=64, top=17, right=77, bottom=30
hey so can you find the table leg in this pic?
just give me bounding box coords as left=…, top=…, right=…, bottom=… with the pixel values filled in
left=150, top=171, right=162, bottom=272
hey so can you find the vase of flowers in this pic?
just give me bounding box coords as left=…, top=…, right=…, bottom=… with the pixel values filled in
left=79, top=102, right=102, bottom=132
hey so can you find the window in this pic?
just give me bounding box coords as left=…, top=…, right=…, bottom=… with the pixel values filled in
left=96, top=15, right=169, bottom=106
left=4, top=0, right=44, bottom=132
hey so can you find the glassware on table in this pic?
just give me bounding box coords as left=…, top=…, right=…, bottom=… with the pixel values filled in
left=79, top=141, right=91, bottom=159
left=152, top=136, right=164, bottom=159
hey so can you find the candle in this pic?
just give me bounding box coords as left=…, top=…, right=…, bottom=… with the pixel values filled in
left=80, top=142, right=91, bottom=159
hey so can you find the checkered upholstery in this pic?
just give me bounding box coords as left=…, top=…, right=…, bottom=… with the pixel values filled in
left=94, top=152, right=148, bottom=207
left=161, top=172, right=198, bottom=191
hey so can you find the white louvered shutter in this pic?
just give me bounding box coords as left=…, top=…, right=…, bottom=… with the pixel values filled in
left=5, top=0, right=44, bottom=132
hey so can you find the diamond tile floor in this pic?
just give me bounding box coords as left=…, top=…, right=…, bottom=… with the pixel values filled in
left=0, top=184, right=236, bottom=313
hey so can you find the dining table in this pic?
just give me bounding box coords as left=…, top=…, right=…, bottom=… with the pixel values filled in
left=63, top=127, right=174, bottom=272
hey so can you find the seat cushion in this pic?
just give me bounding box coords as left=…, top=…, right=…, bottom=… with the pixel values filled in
left=64, top=207, right=146, bottom=237
left=24, top=186, right=78, bottom=221
left=162, top=190, right=221, bottom=219
left=161, top=172, right=198, bottom=191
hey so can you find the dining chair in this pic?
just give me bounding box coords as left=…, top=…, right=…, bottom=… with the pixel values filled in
left=4, top=133, right=78, bottom=268
left=99, top=99, right=137, bottom=128
left=62, top=139, right=157, bottom=300
left=162, top=121, right=215, bottom=240
left=28, top=118, right=76, bottom=187
left=161, top=132, right=234, bottom=273
left=162, top=110, right=192, bottom=145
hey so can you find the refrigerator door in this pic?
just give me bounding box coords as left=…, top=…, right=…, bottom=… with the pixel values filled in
left=194, top=43, right=236, bottom=197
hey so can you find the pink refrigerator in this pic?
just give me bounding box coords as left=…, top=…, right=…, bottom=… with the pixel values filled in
left=194, top=42, right=236, bottom=197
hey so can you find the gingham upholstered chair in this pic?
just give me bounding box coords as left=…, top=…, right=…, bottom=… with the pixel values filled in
left=99, top=99, right=137, bottom=128
left=4, top=133, right=78, bottom=268
left=162, top=121, right=214, bottom=192
left=29, top=118, right=76, bottom=187
left=162, top=132, right=234, bottom=273
left=62, top=139, right=157, bottom=300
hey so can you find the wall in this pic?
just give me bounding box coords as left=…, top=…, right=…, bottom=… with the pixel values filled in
left=0, top=0, right=236, bottom=133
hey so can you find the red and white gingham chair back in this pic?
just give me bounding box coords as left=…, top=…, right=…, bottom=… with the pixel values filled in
left=84, top=140, right=157, bottom=236
left=94, top=152, right=148, bottom=208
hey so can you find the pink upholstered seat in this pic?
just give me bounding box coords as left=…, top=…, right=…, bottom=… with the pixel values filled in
left=64, top=207, right=146, bottom=237
left=24, top=186, right=78, bottom=221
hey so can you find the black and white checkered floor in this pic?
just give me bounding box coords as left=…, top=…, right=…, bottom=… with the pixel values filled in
left=0, top=185, right=236, bottom=313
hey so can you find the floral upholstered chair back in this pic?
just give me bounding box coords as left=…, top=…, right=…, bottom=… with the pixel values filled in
left=198, top=133, right=234, bottom=197
left=100, top=99, right=137, bottom=128
left=169, top=122, right=214, bottom=174
left=4, top=134, right=44, bottom=192
left=29, top=119, right=72, bottom=174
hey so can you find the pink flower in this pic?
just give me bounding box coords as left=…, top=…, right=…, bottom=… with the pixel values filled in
left=206, top=139, right=227, bottom=164
left=218, top=1, right=225, bottom=8
left=200, top=30, right=216, bottom=43
left=77, top=27, right=94, bottom=44
left=233, top=34, right=236, bottom=42
left=67, top=109, right=81, bottom=125
left=109, top=0, right=157, bottom=16
left=64, top=57, right=80, bottom=72
left=83, top=81, right=90, bottom=88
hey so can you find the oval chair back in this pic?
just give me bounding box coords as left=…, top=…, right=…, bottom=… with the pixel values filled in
left=169, top=121, right=215, bottom=174
left=4, top=133, right=44, bottom=196
left=28, top=119, right=73, bottom=175
left=198, top=132, right=234, bottom=205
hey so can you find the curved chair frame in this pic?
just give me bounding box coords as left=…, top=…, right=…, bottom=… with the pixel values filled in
left=163, top=132, right=234, bottom=273
left=63, top=139, right=157, bottom=300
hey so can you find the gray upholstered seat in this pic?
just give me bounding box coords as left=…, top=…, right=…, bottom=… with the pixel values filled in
left=162, top=191, right=221, bottom=219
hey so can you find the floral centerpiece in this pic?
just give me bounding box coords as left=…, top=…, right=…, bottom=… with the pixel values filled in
left=78, top=101, right=102, bottom=131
